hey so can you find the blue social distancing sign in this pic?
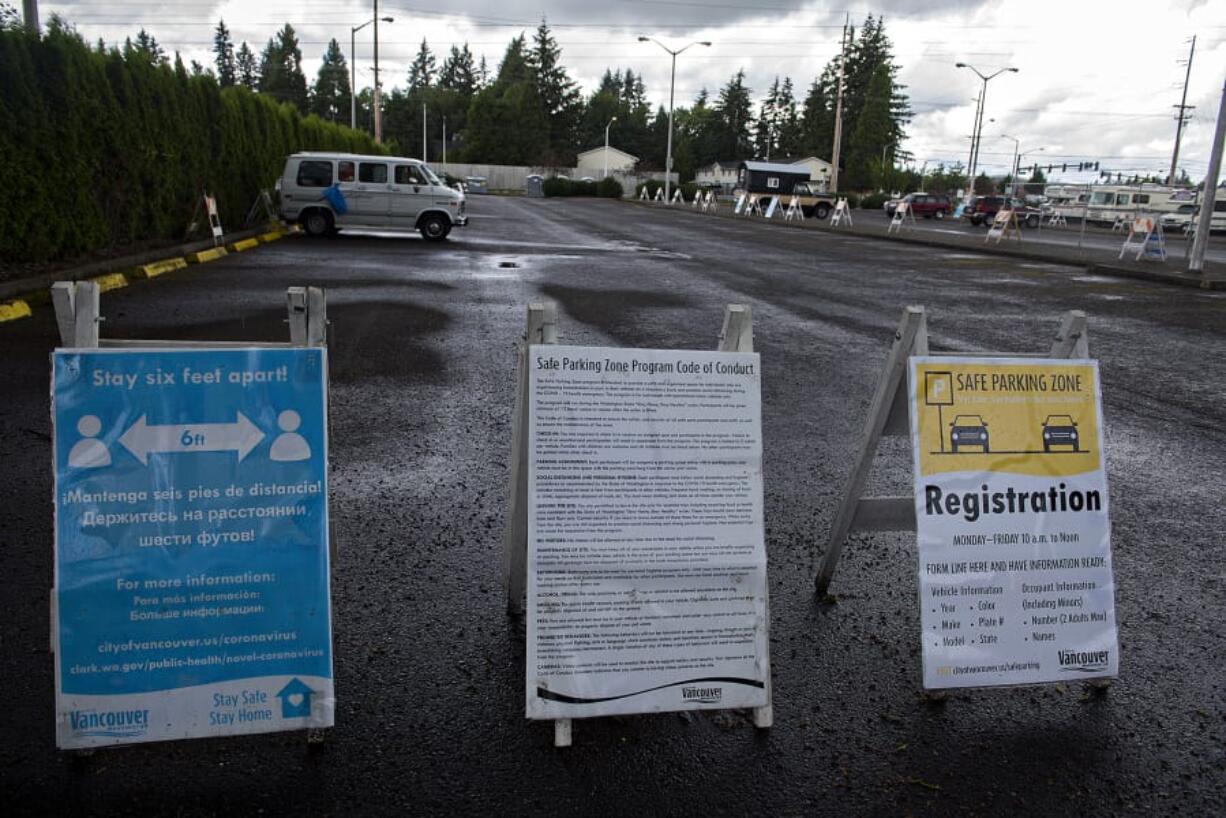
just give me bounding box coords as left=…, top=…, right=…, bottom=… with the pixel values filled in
left=52, top=348, right=333, bottom=748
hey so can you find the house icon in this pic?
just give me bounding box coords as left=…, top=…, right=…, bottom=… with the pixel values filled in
left=276, top=678, right=314, bottom=719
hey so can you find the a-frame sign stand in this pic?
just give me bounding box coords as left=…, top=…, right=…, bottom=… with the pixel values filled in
left=813, top=306, right=1090, bottom=599
left=502, top=303, right=771, bottom=747
left=50, top=280, right=332, bottom=743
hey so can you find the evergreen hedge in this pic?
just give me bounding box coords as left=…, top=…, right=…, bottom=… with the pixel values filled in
left=542, top=177, right=624, bottom=198
left=0, top=26, right=383, bottom=263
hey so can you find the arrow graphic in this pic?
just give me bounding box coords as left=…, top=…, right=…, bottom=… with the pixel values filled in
left=118, top=413, right=265, bottom=465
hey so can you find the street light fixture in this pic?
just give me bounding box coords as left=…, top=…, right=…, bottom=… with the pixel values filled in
left=637, top=36, right=712, bottom=204
left=604, top=116, right=618, bottom=179
left=956, top=62, right=1018, bottom=198
left=351, top=15, right=393, bottom=132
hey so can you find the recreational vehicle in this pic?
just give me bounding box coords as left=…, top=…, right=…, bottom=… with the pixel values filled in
left=1047, top=183, right=1195, bottom=224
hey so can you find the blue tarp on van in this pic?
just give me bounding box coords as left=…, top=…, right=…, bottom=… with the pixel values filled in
left=322, top=184, right=348, bottom=215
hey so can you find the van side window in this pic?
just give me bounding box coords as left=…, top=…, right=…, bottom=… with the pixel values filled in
left=1134, top=194, right=1149, bottom=204
left=297, top=160, right=333, bottom=188
left=766, top=177, right=780, bottom=189
left=359, top=162, right=388, bottom=183
left=338, top=161, right=355, bottom=182
left=1116, top=194, right=1129, bottom=205
left=395, top=165, right=424, bottom=185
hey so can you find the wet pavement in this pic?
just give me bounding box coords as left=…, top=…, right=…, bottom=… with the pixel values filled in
left=1, top=195, right=1224, bottom=815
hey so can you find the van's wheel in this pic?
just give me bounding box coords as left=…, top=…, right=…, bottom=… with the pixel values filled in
left=419, top=214, right=451, bottom=242
left=302, top=209, right=332, bottom=237
left=814, top=203, right=831, bottom=220
left=1026, top=214, right=1040, bottom=228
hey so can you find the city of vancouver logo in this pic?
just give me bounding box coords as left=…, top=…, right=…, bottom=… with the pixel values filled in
left=1057, top=649, right=1110, bottom=673
left=68, top=708, right=150, bottom=739
left=682, top=686, right=722, bottom=704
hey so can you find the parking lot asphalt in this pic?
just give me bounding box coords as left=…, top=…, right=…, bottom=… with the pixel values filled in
left=2, top=194, right=1223, bottom=815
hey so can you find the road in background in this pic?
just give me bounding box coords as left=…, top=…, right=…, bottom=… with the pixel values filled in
left=1, top=196, right=1222, bottom=815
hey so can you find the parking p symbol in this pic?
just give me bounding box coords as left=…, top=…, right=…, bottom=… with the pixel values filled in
left=925, top=372, right=954, bottom=406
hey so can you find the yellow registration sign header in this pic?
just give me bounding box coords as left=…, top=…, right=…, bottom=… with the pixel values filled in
left=911, top=359, right=1102, bottom=479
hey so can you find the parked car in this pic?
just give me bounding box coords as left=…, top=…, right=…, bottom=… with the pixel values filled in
left=279, top=152, right=467, bottom=241
left=885, top=193, right=952, bottom=219
left=964, top=196, right=1042, bottom=228
left=949, top=414, right=990, bottom=453
left=1041, top=415, right=1080, bottom=452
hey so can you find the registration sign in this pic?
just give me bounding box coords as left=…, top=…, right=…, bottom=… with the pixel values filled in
left=908, top=357, right=1119, bottom=689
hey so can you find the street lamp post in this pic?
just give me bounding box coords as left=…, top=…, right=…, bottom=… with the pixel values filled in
left=351, top=15, right=393, bottom=131
left=956, top=63, right=1018, bottom=198
left=638, top=37, right=711, bottom=204
left=604, top=116, right=618, bottom=179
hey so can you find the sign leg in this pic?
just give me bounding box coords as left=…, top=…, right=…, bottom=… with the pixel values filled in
left=814, top=307, right=927, bottom=596
left=503, top=304, right=557, bottom=616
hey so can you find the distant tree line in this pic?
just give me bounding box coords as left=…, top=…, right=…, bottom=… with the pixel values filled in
left=0, top=18, right=381, bottom=262
left=206, top=14, right=911, bottom=189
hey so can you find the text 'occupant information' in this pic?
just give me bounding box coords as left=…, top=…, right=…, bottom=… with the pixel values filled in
left=52, top=348, right=333, bottom=748
left=908, top=357, right=1119, bottom=689
left=526, top=346, right=769, bottom=719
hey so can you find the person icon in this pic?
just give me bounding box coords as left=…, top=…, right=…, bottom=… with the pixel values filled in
left=270, top=410, right=311, bottom=462
left=68, top=415, right=110, bottom=469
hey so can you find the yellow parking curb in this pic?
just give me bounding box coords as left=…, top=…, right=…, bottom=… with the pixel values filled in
left=227, top=238, right=260, bottom=253
left=89, top=272, right=129, bottom=292
left=257, top=230, right=284, bottom=243
left=133, top=257, right=188, bottom=279
left=186, top=247, right=228, bottom=264
left=0, top=299, right=32, bottom=323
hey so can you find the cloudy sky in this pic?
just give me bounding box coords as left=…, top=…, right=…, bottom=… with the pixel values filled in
left=41, top=0, right=1226, bottom=183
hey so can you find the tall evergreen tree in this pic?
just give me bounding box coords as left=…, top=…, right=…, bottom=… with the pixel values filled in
left=236, top=41, right=258, bottom=89
left=527, top=19, right=583, bottom=164
left=259, top=24, right=308, bottom=113
left=462, top=36, right=549, bottom=163
left=130, top=29, right=166, bottom=66
left=408, top=38, right=436, bottom=91
left=799, top=69, right=835, bottom=159
left=844, top=64, right=893, bottom=190
left=311, top=38, right=350, bottom=123
left=213, top=19, right=236, bottom=87
left=775, top=77, right=802, bottom=157
left=754, top=77, right=781, bottom=159
left=439, top=44, right=477, bottom=96
left=714, top=70, right=753, bottom=160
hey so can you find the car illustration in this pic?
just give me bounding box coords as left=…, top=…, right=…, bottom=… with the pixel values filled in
left=950, top=414, right=989, bottom=453
left=1042, top=414, right=1079, bottom=452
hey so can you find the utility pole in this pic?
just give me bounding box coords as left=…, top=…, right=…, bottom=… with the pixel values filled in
left=442, top=117, right=447, bottom=164
left=373, top=0, right=383, bottom=143
left=1189, top=75, right=1225, bottom=278
left=830, top=15, right=850, bottom=193
left=422, top=102, right=427, bottom=162
left=22, top=0, right=38, bottom=34
left=962, top=88, right=983, bottom=198
left=1169, top=36, right=1197, bottom=186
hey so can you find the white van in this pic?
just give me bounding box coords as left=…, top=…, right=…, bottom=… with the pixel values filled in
left=279, top=152, right=467, bottom=241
